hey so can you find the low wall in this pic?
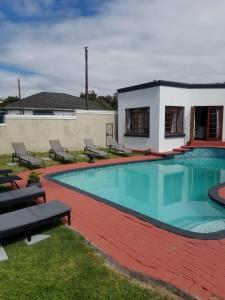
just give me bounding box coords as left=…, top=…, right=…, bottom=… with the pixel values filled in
left=0, top=110, right=116, bottom=155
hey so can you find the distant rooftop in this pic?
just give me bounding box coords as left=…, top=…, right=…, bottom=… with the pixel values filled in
left=117, top=80, right=225, bottom=93
left=3, top=92, right=109, bottom=111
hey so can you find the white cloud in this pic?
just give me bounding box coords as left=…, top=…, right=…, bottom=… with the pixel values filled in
left=1, top=0, right=225, bottom=97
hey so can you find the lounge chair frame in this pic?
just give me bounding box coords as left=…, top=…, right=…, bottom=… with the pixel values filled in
left=49, top=140, right=75, bottom=163
left=0, top=169, right=21, bottom=189
left=0, top=200, right=71, bottom=242
left=12, top=143, right=45, bottom=168
left=108, top=137, right=132, bottom=156
left=0, top=186, right=46, bottom=210
left=83, top=139, right=109, bottom=158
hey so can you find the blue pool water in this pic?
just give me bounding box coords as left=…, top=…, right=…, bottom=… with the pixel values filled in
left=53, top=156, right=225, bottom=235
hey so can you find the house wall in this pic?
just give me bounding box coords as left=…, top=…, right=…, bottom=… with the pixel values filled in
left=118, top=85, right=225, bottom=153
left=0, top=110, right=116, bottom=154
left=159, top=87, right=225, bottom=152
left=118, top=86, right=160, bottom=152
left=159, top=86, right=191, bottom=152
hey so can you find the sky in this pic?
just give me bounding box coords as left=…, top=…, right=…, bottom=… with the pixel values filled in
left=0, top=0, right=225, bottom=98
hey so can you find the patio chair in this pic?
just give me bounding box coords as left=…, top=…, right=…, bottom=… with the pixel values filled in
left=49, top=140, right=75, bottom=163
left=83, top=138, right=109, bottom=158
left=0, top=200, right=71, bottom=242
left=12, top=143, right=45, bottom=168
left=0, top=169, right=21, bottom=189
left=108, top=137, right=133, bottom=156
left=0, top=186, right=46, bottom=210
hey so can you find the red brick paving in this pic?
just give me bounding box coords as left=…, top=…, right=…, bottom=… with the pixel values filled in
left=18, top=155, right=225, bottom=300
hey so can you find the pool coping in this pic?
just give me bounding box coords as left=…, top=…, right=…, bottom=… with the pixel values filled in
left=45, top=156, right=225, bottom=240
left=208, top=182, right=225, bottom=205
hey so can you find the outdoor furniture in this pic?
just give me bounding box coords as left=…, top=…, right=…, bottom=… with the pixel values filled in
left=107, top=137, right=133, bottom=156
left=12, top=143, right=45, bottom=168
left=0, top=169, right=21, bottom=189
left=49, top=140, right=75, bottom=163
left=86, top=153, right=96, bottom=163
left=0, top=200, right=71, bottom=242
left=0, top=186, right=46, bottom=210
left=84, top=138, right=109, bottom=158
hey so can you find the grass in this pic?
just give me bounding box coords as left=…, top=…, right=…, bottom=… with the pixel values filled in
left=0, top=149, right=143, bottom=175
left=0, top=225, right=174, bottom=300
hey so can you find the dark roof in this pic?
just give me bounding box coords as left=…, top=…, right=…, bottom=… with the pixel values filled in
left=117, top=80, right=225, bottom=93
left=3, top=92, right=109, bottom=111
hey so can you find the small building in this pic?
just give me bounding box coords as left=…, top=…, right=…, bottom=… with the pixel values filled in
left=117, top=80, right=225, bottom=153
left=2, top=92, right=108, bottom=116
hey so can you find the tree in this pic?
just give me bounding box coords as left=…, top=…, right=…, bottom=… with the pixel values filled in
left=79, top=90, right=117, bottom=110
left=0, top=96, right=18, bottom=106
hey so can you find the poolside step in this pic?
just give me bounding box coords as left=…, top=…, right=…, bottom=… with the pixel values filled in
left=160, top=151, right=183, bottom=158
left=186, top=141, right=225, bottom=148
left=173, top=148, right=186, bottom=153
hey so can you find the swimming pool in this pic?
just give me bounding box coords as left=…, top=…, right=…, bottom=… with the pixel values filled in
left=50, top=151, right=225, bottom=239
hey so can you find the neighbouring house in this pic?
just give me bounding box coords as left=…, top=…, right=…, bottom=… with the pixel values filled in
left=117, top=80, right=225, bottom=153
left=2, top=92, right=108, bottom=116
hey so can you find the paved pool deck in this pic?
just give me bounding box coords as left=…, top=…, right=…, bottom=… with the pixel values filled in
left=18, top=155, right=225, bottom=300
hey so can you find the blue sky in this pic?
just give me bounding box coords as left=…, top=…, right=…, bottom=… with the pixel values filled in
left=0, top=0, right=225, bottom=98
left=0, top=0, right=106, bottom=21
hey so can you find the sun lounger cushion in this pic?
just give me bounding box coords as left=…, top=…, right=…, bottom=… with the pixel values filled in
left=0, top=186, right=45, bottom=208
left=84, top=138, right=109, bottom=158
left=0, top=200, right=71, bottom=241
left=20, top=155, right=43, bottom=166
left=54, top=151, right=74, bottom=162
left=49, top=140, right=74, bottom=162
left=0, top=175, right=21, bottom=185
left=0, top=174, right=22, bottom=189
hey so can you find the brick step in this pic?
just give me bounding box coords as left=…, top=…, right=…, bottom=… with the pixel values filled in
left=160, top=151, right=183, bottom=158
left=186, top=140, right=225, bottom=148
left=173, top=148, right=187, bottom=152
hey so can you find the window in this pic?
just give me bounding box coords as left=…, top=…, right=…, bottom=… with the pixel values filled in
left=33, top=110, right=54, bottom=115
left=125, top=107, right=150, bottom=136
left=0, top=111, right=5, bottom=124
left=165, top=106, right=184, bottom=136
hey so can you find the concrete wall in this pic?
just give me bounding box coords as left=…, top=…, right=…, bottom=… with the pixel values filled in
left=6, top=109, right=75, bottom=116
left=0, top=110, right=116, bottom=154
left=118, top=86, right=160, bottom=152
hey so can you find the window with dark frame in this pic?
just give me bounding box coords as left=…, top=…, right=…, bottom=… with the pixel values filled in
left=165, top=106, right=184, bottom=136
left=33, top=110, right=54, bottom=115
left=125, top=107, right=150, bottom=136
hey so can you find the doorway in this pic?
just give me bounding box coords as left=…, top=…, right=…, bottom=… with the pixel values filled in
left=191, top=106, right=223, bottom=141
left=106, top=123, right=113, bottom=146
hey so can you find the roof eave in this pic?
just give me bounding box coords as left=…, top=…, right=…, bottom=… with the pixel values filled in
left=117, top=80, right=225, bottom=93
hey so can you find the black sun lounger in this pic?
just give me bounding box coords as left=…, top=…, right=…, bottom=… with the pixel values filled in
left=0, top=200, right=71, bottom=242
left=49, top=140, right=75, bottom=163
left=0, top=186, right=46, bottom=209
left=0, top=169, right=21, bottom=189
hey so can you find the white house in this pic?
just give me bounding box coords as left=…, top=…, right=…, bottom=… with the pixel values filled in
left=117, top=80, right=225, bottom=153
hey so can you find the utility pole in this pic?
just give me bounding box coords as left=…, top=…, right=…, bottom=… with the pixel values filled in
left=17, top=78, right=23, bottom=115
left=85, top=46, right=88, bottom=110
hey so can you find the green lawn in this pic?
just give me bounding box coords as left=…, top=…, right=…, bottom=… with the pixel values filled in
left=0, top=150, right=143, bottom=175
left=0, top=226, right=174, bottom=300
